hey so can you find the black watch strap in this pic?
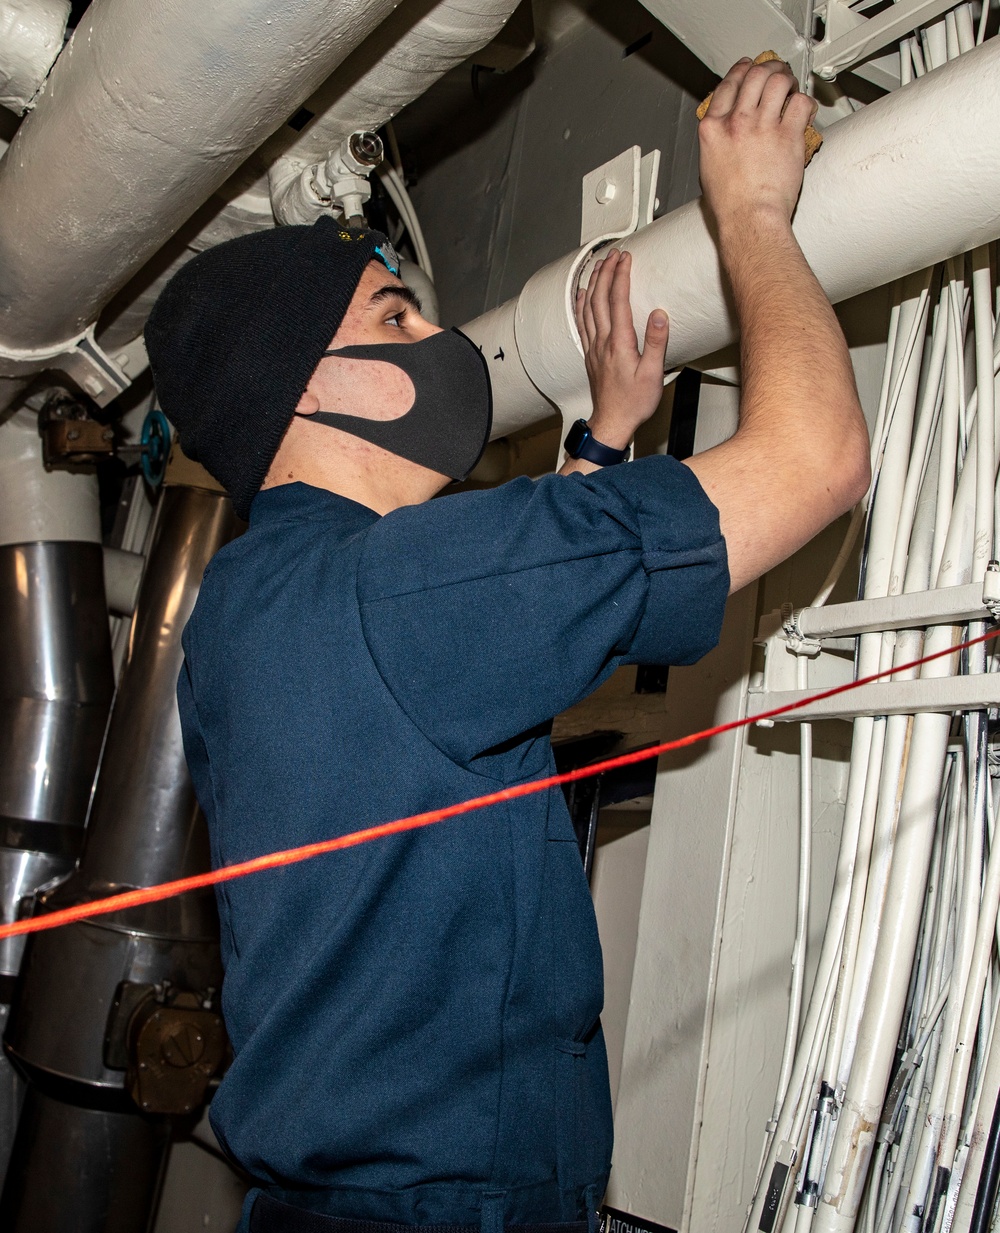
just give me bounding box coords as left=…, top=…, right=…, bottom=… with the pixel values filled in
left=563, top=419, right=631, bottom=466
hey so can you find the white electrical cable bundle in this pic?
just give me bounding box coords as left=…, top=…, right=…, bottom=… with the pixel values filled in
left=377, top=161, right=435, bottom=281
left=743, top=10, right=1000, bottom=1229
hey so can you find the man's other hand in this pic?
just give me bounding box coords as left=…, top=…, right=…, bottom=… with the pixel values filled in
left=698, top=57, right=817, bottom=230
left=569, top=249, right=669, bottom=471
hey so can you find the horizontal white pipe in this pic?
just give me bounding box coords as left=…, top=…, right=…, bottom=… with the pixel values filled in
left=0, top=0, right=401, bottom=363
left=265, top=0, right=519, bottom=224
left=793, top=581, right=994, bottom=640
left=0, top=0, right=68, bottom=114
left=463, top=36, right=1000, bottom=437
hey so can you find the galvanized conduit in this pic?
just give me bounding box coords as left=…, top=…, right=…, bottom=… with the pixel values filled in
left=0, top=410, right=111, bottom=1190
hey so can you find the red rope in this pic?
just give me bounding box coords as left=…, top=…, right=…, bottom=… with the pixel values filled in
left=1, top=625, right=997, bottom=944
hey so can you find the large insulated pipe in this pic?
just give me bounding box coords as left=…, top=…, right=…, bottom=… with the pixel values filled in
left=462, top=35, right=1000, bottom=437
left=0, top=0, right=69, bottom=114
left=115, top=0, right=520, bottom=314
left=1, top=469, right=239, bottom=1233
left=0, top=411, right=112, bottom=1190
left=0, top=0, right=401, bottom=366
left=266, top=0, right=521, bottom=222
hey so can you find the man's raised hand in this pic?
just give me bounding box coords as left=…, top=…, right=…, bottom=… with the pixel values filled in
left=698, top=57, right=817, bottom=231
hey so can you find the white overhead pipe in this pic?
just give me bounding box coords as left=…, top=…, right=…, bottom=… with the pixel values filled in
left=462, top=36, right=1000, bottom=438
left=0, top=0, right=402, bottom=393
left=265, top=0, right=521, bottom=225
left=0, top=0, right=69, bottom=114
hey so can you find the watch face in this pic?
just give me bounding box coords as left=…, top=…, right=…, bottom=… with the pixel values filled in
left=565, top=419, right=590, bottom=458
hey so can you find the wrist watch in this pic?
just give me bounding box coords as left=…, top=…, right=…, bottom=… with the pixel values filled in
left=563, top=419, right=631, bottom=466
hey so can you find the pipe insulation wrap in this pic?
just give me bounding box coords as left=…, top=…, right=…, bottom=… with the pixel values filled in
left=279, top=0, right=519, bottom=166
left=463, top=35, right=1000, bottom=437
left=267, top=0, right=520, bottom=223
left=0, top=0, right=403, bottom=358
left=0, top=0, right=69, bottom=114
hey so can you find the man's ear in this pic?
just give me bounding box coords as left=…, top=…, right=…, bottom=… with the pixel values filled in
left=294, top=390, right=321, bottom=416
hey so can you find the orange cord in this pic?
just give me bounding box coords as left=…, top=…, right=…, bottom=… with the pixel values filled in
left=1, top=625, right=996, bottom=943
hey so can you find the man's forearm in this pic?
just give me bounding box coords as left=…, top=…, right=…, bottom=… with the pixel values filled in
left=683, top=206, right=870, bottom=591
left=720, top=207, right=864, bottom=452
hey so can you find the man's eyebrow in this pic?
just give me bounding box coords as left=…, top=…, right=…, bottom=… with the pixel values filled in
left=368, top=284, right=423, bottom=315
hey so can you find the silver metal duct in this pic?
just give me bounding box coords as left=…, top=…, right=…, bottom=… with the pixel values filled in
left=2, top=479, right=240, bottom=1232
left=0, top=410, right=112, bottom=1189
left=0, top=538, right=113, bottom=1189
left=0, top=541, right=114, bottom=979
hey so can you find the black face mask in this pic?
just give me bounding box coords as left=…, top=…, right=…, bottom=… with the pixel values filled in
left=314, top=328, right=493, bottom=480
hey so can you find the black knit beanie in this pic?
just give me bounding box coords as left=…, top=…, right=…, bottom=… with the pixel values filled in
left=145, top=217, right=389, bottom=519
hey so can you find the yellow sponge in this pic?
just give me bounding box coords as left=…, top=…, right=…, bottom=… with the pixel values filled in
left=696, top=50, right=823, bottom=166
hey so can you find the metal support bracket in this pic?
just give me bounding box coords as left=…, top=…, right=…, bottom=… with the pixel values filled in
left=751, top=673, right=1000, bottom=725
left=514, top=144, right=663, bottom=459
left=0, top=326, right=132, bottom=406
left=580, top=146, right=660, bottom=249
left=752, top=578, right=1000, bottom=725
left=813, top=0, right=960, bottom=80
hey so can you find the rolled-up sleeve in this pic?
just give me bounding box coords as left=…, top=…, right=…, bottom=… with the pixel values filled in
left=357, top=455, right=729, bottom=764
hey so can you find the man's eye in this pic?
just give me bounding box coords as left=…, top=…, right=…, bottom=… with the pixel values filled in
left=386, top=312, right=404, bottom=327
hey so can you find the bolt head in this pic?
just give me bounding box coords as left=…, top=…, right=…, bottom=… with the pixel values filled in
left=595, top=179, right=617, bottom=205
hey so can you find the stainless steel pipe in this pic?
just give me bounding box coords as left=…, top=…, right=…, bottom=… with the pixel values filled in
left=2, top=482, right=239, bottom=1232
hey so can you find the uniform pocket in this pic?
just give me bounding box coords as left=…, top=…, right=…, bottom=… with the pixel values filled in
left=554, top=1035, right=614, bottom=1196
left=554, top=1037, right=587, bottom=1191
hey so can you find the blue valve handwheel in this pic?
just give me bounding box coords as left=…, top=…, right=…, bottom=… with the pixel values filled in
left=140, top=408, right=171, bottom=488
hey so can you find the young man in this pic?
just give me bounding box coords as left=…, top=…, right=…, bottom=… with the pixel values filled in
left=145, top=58, right=868, bottom=1233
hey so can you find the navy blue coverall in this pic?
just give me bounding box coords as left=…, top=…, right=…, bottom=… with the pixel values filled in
left=176, top=456, right=729, bottom=1232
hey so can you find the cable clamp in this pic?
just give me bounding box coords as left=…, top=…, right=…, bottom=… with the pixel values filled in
left=780, top=603, right=822, bottom=657
left=776, top=1140, right=798, bottom=1167
left=983, top=562, right=1000, bottom=622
